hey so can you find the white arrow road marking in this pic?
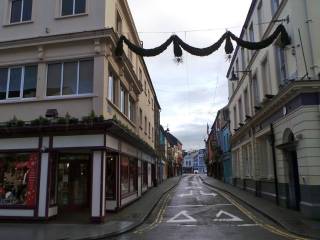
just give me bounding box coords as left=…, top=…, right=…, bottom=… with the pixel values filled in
left=178, top=190, right=193, bottom=197
left=213, top=210, right=243, bottom=222
left=185, top=186, right=202, bottom=190
left=200, top=190, right=217, bottom=197
left=167, top=211, right=197, bottom=223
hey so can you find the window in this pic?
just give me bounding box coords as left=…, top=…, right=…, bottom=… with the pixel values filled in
left=248, top=23, right=254, bottom=42
left=261, top=56, right=271, bottom=95
left=152, top=127, right=154, bottom=142
left=276, top=47, right=287, bottom=86
left=46, top=59, right=93, bottom=96
left=120, top=86, right=126, bottom=115
left=244, top=88, right=250, bottom=116
left=128, top=97, right=135, bottom=122
left=148, top=122, right=151, bottom=138
left=151, top=98, right=154, bottom=110
left=108, top=72, right=116, bottom=104
left=252, top=73, right=260, bottom=107
left=142, top=162, right=148, bottom=187
left=144, top=116, right=147, bottom=134
left=10, top=0, right=32, bottom=23
left=241, top=48, right=246, bottom=70
left=257, top=1, right=263, bottom=39
left=120, top=156, right=137, bottom=196
left=238, top=98, right=243, bottom=123
left=233, top=106, right=237, bottom=130
left=257, top=137, right=273, bottom=179
left=61, top=0, right=86, bottom=16
left=144, top=81, right=147, bottom=95
left=0, top=152, right=39, bottom=207
left=0, top=65, right=37, bottom=100
left=139, top=108, right=143, bottom=127
left=106, top=155, right=117, bottom=200
left=271, top=0, right=280, bottom=16
left=138, top=68, right=142, bottom=82
left=116, top=11, right=122, bottom=35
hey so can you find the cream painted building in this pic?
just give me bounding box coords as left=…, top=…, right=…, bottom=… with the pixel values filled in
left=0, top=0, right=160, bottom=223
left=227, top=0, right=320, bottom=219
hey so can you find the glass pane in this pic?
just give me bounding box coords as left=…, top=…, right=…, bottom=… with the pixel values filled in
left=121, top=157, right=129, bottom=195
left=47, top=63, right=62, bottom=96
left=106, top=156, right=116, bottom=199
left=10, top=0, right=22, bottom=23
left=79, top=60, right=93, bottom=94
left=23, top=66, right=37, bottom=98
left=22, top=0, right=32, bottom=21
left=62, top=62, right=77, bottom=95
left=0, top=69, right=8, bottom=100
left=8, top=68, right=22, bottom=98
left=0, top=153, right=39, bottom=207
left=75, top=0, right=86, bottom=14
left=108, top=75, right=114, bottom=102
left=61, top=0, right=73, bottom=16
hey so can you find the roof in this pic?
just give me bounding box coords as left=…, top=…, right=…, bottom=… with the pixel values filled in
left=165, top=131, right=182, bottom=146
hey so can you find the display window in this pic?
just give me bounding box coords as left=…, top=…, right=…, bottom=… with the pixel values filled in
left=142, top=161, right=148, bottom=187
left=0, top=152, right=39, bottom=207
left=120, top=155, right=137, bottom=196
left=106, top=154, right=117, bottom=200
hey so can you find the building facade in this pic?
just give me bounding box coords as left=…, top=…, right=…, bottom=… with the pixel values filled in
left=227, top=0, right=320, bottom=219
left=0, top=0, right=160, bottom=223
left=182, top=151, right=196, bottom=174
left=193, top=149, right=207, bottom=174
left=165, top=131, right=183, bottom=177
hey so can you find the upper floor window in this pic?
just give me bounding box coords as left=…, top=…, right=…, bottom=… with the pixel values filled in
left=271, top=0, right=280, bottom=16
left=120, top=85, right=126, bottom=115
left=252, top=73, right=260, bottom=107
left=139, top=108, right=143, bottom=127
left=116, top=11, right=122, bottom=35
left=248, top=23, right=254, bottom=42
left=10, top=0, right=33, bottom=23
left=0, top=65, right=37, bottom=100
left=61, top=0, right=86, bottom=16
left=144, top=116, right=147, bottom=134
left=108, top=72, right=116, bottom=104
left=238, top=97, right=243, bottom=123
left=128, top=96, right=135, bottom=122
left=276, top=47, right=287, bottom=86
left=46, top=59, right=93, bottom=97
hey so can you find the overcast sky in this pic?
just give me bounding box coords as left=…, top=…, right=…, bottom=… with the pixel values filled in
left=127, top=0, right=252, bottom=150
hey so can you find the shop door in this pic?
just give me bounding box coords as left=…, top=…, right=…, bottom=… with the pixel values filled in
left=287, top=150, right=301, bottom=210
left=58, top=154, right=91, bottom=210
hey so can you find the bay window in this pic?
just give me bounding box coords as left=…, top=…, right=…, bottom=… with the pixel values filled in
left=0, top=152, right=39, bottom=207
left=61, top=0, right=86, bottom=16
left=10, top=0, right=33, bottom=23
left=46, top=59, right=93, bottom=97
left=0, top=65, right=37, bottom=100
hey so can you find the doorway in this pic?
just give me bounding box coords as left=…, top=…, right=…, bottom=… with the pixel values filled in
left=57, top=154, right=91, bottom=213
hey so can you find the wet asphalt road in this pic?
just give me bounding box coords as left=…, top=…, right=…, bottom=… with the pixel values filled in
left=110, top=175, right=301, bottom=240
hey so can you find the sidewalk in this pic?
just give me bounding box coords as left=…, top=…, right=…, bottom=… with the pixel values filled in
left=0, top=176, right=181, bottom=240
left=200, top=175, right=320, bottom=239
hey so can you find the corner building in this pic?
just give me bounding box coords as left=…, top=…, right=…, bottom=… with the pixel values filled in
left=0, top=0, right=160, bottom=223
left=227, top=0, right=320, bottom=219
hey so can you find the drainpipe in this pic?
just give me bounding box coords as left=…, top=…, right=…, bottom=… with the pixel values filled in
left=270, top=123, right=280, bottom=205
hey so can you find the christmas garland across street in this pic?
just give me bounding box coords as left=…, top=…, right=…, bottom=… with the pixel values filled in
left=115, top=24, right=291, bottom=59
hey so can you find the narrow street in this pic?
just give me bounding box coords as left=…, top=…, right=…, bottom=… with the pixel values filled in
left=111, top=175, right=301, bottom=240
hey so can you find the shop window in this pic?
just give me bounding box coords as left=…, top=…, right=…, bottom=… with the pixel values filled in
left=0, top=65, right=37, bottom=100
left=49, top=154, right=58, bottom=206
left=106, top=155, right=117, bottom=200
left=61, top=0, right=86, bottom=16
left=10, top=0, right=33, bottom=24
left=142, top=162, right=148, bottom=187
left=0, top=152, right=39, bottom=207
left=46, top=59, right=93, bottom=97
left=121, top=156, right=137, bottom=196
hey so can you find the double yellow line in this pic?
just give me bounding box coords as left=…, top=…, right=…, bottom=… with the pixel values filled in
left=214, top=187, right=309, bottom=240
left=134, top=193, right=170, bottom=234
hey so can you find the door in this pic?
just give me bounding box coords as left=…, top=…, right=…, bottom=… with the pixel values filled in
left=57, top=154, right=91, bottom=211
left=287, top=150, right=301, bottom=210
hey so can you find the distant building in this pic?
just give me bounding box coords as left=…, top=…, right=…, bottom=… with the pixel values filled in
left=193, top=149, right=207, bottom=174
left=182, top=152, right=196, bottom=173
left=165, top=130, right=183, bottom=177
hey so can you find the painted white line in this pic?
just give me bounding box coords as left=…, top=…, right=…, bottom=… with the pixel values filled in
left=178, top=190, right=193, bottom=197
left=213, top=210, right=243, bottom=222
left=237, top=224, right=260, bottom=227
left=167, top=211, right=197, bottom=223
left=167, top=204, right=232, bottom=208
left=184, top=225, right=197, bottom=227
left=200, top=190, right=217, bottom=197
left=185, top=186, right=202, bottom=190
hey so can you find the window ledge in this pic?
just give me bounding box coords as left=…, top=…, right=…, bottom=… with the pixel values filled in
left=55, top=13, right=88, bottom=20
left=44, top=94, right=96, bottom=101
left=3, top=20, right=33, bottom=27
left=107, top=99, right=136, bottom=128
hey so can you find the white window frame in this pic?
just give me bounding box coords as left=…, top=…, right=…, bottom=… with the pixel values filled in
left=9, top=0, right=33, bottom=24
left=46, top=59, right=93, bottom=98
left=0, top=65, right=37, bottom=101
left=60, top=0, right=86, bottom=16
